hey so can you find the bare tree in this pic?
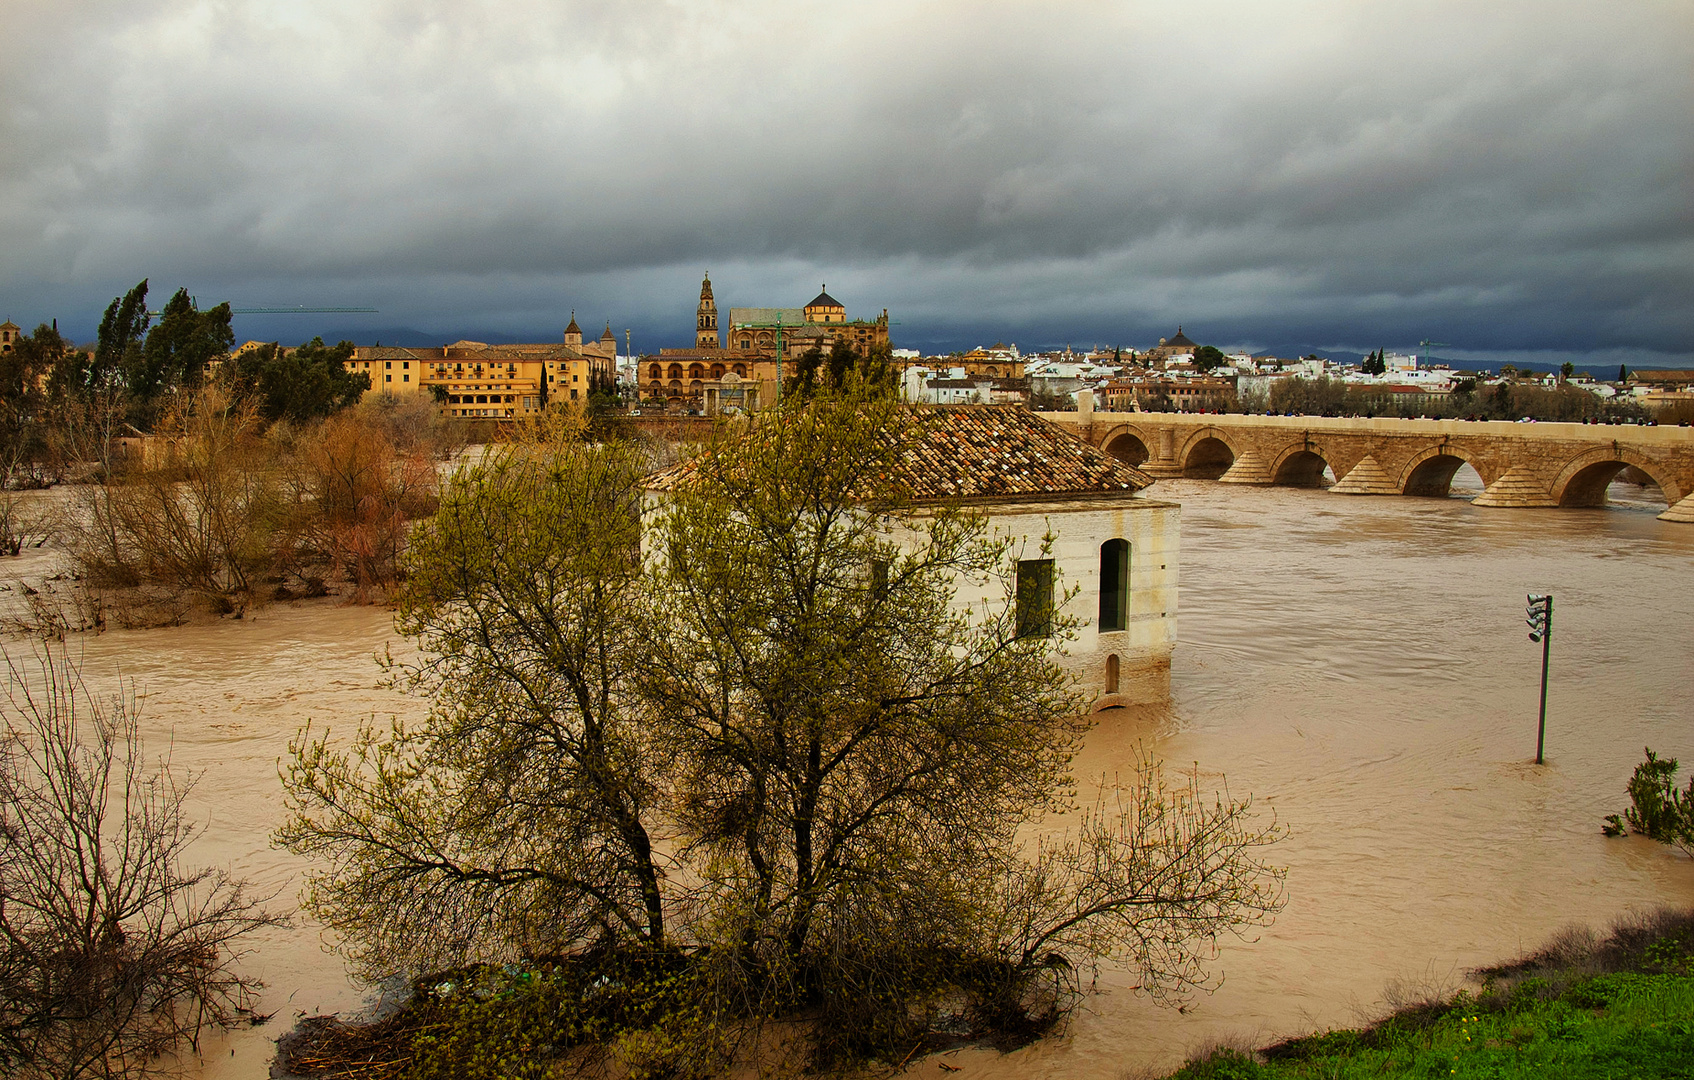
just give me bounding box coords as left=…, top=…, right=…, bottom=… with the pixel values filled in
left=988, top=756, right=1285, bottom=1020
left=0, top=650, right=284, bottom=1079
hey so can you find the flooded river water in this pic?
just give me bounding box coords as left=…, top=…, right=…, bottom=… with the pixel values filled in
left=12, top=476, right=1694, bottom=1079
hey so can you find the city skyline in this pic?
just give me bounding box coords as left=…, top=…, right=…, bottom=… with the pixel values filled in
left=2, top=1, right=1689, bottom=367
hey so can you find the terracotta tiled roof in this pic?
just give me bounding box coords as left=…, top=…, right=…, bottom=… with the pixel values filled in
left=896, top=405, right=1152, bottom=502
left=1630, top=370, right=1694, bottom=385
left=646, top=404, right=1153, bottom=504
left=355, top=346, right=434, bottom=360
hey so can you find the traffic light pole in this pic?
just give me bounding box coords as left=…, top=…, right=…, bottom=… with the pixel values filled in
left=1535, top=616, right=1551, bottom=765
left=1527, top=594, right=1553, bottom=765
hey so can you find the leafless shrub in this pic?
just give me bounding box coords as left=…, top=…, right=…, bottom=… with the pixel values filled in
left=0, top=492, right=57, bottom=558
left=65, top=387, right=288, bottom=613
left=290, top=408, right=439, bottom=603
left=359, top=391, right=471, bottom=462
left=990, top=759, right=1288, bottom=1014
left=56, top=386, right=445, bottom=614
left=0, top=648, right=285, bottom=1079
left=1378, top=965, right=1465, bottom=1024
left=1477, top=906, right=1694, bottom=984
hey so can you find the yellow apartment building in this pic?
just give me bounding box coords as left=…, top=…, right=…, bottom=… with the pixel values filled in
left=350, top=315, right=617, bottom=419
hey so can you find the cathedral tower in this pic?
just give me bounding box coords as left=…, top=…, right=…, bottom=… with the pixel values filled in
left=696, top=273, right=720, bottom=350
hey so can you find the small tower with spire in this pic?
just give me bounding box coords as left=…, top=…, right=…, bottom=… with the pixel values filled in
left=696, top=273, right=720, bottom=350
left=564, top=311, right=583, bottom=349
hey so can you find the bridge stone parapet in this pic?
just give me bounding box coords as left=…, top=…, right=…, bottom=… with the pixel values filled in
left=1048, top=409, right=1694, bottom=522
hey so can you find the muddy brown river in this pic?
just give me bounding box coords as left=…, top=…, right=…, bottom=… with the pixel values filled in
left=11, top=475, right=1693, bottom=1079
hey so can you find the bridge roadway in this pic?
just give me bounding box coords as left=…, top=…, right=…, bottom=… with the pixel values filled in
left=1045, top=403, right=1694, bottom=523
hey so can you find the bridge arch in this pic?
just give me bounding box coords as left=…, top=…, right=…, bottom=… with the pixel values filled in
left=1550, top=447, right=1682, bottom=507
left=1099, top=423, right=1152, bottom=467
left=1176, top=427, right=1237, bottom=479
left=1268, top=441, right=1335, bottom=488
left=1398, top=444, right=1491, bottom=497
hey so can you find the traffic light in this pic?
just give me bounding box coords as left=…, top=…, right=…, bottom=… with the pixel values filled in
left=1525, top=593, right=1554, bottom=765
left=1526, top=594, right=1551, bottom=642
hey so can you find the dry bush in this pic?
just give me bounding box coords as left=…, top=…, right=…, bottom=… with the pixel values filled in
left=1477, top=906, right=1694, bottom=984
left=0, top=491, right=56, bottom=557
left=0, top=649, right=284, bottom=1078
left=57, top=387, right=447, bottom=614
left=360, top=390, right=471, bottom=461
left=67, top=387, right=289, bottom=613
left=291, top=409, right=440, bottom=602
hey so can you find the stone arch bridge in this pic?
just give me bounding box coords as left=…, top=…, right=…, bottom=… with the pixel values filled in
left=1046, top=407, right=1694, bottom=523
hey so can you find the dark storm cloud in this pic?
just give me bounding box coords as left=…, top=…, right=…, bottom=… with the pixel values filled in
left=1, top=0, right=1688, bottom=362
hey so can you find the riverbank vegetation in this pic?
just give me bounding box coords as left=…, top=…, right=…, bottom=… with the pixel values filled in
left=6, top=387, right=458, bottom=632
left=276, top=385, right=1287, bottom=1077
left=1156, top=907, right=1694, bottom=1080
left=1602, top=748, right=1694, bottom=857
left=0, top=281, right=483, bottom=630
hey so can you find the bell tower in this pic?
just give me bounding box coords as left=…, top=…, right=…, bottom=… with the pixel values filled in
left=696, top=273, right=720, bottom=350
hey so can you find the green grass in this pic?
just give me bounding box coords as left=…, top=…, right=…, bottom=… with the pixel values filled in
left=1170, top=975, right=1694, bottom=1079
left=1162, top=909, right=1694, bottom=1080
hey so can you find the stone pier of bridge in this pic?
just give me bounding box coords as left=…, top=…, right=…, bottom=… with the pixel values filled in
left=1047, top=398, right=1694, bottom=522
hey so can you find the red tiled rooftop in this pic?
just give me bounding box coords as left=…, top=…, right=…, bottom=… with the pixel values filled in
left=646, top=404, right=1153, bottom=504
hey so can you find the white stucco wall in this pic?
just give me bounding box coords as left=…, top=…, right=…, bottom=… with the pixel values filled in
left=901, top=493, right=1180, bottom=709
left=643, top=488, right=1181, bottom=710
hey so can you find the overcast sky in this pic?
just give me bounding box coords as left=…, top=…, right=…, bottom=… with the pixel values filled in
left=2, top=0, right=1689, bottom=364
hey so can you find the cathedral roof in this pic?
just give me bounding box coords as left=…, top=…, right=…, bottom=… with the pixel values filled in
left=565, top=313, right=582, bottom=335
left=602, top=323, right=616, bottom=341
left=806, top=288, right=843, bottom=310
left=1164, top=326, right=1197, bottom=348
left=729, top=307, right=805, bottom=326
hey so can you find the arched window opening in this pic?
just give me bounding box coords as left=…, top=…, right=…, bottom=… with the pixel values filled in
left=1015, top=559, right=1054, bottom=639
left=1099, top=538, right=1129, bottom=631
left=1106, top=653, right=1120, bottom=695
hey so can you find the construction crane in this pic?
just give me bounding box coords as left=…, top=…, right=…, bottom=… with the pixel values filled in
left=230, top=306, right=377, bottom=315
left=146, top=300, right=378, bottom=317
left=1418, top=338, right=1452, bottom=354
